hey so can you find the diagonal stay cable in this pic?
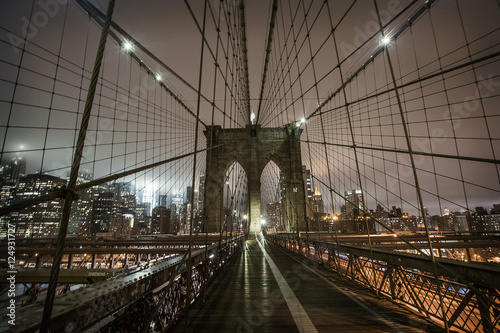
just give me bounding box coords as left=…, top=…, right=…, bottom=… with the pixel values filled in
left=39, top=1, right=116, bottom=331
left=301, top=139, right=500, bottom=165
left=73, top=0, right=228, bottom=127
left=306, top=0, right=435, bottom=121
left=309, top=50, right=500, bottom=121
left=256, top=0, right=279, bottom=125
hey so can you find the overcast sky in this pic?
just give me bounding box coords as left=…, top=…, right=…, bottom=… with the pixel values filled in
left=1, top=0, right=499, bottom=216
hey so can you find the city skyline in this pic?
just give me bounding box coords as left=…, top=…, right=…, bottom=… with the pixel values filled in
left=0, top=0, right=499, bottom=229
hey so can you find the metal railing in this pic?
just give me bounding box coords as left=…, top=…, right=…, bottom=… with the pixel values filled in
left=0, top=235, right=244, bottom=333
left=268, top=234, right=500, bottom=333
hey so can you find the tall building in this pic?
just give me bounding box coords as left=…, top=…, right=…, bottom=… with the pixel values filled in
left=0, top=154, right=26, bottom=183
left=186, top=186, right=193, bottom=204
left=158, top=194, right=168, bottom=207
left=68, top=170, right=92, bottom=235
left=108, top=182, right=132, bottom=202
left=90, top=192, right=114, bottom=235
left=0, top=182, right=14, bottom=238
left=135, top=202, right=150, bottom=233
left=302, top=166, right=313, bottom=201
left=109, top=214, right=134, bottom=238
left=121, top=195, right=136, bottom=210
left=278, top=172, right=286, bottom=204
left=266, top=202, right=285, bottom=231
left=0, top=182, right=14, bottom=206
left=172, top=192, right=184, bottom=211
left=197, top=174, right=205, bottom=212
left=470, top=214, right=500, bottom=232
left=312, top=187, right=325, bottom=215
left=302, top=166, right=314, bottom=218
left=151, top=206, right=173, bottom=233
left=345, top=189, right=364, bottom=218
left=10, top=174, right=66, bottom=237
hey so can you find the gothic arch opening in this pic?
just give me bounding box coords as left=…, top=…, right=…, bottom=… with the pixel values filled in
left=222, top=161, right=248, bottom=234
left=203, top=125, right=307, bottom=233
left=260, top=160, right=287, bottom=232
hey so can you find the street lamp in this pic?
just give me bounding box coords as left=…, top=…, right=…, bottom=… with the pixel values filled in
left=296, top=117, right=306, bottom=127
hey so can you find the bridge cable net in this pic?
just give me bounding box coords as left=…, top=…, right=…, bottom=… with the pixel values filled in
left=1, top=0, right=500, bottom=332
left=256, top=0, right=500, bottom=331
left=0, top=0, right=250, bottom=331
left=257, top=0, right=500, bottom=240
left=258, top=0, right=500, bottom=221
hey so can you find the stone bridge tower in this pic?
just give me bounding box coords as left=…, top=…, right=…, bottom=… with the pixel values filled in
left=203, top=124, right=307, bottom=233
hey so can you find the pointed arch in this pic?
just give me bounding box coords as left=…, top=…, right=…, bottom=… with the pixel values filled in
left=203, top=125, right=307, bottom=233
left=260, top=160, right=287, bottom=231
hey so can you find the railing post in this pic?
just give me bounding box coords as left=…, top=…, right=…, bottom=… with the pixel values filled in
left=328, top=246, right=336, bottom=270
left=35, top=254, right=41, bottom=269
left=477, top=286, right=495, bottom=333
left=387, top=265, right=397, bottom=300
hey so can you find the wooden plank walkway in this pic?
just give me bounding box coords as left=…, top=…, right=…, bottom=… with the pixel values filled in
left=171, top=234, right=444, bottom=332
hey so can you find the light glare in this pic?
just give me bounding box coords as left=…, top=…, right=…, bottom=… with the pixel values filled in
left=123, top=41, right=133, bottom=52
left=296, top=117, right=306, bottom=127
left=381, top=36, right=391, bottom=46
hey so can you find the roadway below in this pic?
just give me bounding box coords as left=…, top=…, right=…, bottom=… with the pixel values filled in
left=171, top=233, right=444, bottom=332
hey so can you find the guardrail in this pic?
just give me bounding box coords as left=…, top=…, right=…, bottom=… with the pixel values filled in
left=268, top=234, right=500, bottom=333
left=0, top=235, right=244, bottom=333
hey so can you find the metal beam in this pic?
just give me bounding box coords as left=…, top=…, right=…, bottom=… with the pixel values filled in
left=272, top=235, right=500, bottom=290
left=0, top=268, right=124, bottom=284
left=2, top=247, right=185, bottom=255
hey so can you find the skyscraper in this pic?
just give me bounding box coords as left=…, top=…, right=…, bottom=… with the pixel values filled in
left=345, top=189, right=364, bottom=218
left=0, top=154, right=26, bottom=183
left=312, top=187, right=325, bottom=214
left=152, top=206, right=172, bottom=233
left=302, top=165, right=314, bottom=218
left=302, top=166, right=313, bottom=201
left=158, top=194, right=168, bottom=207
left=10, top=174, right=66, bottom=237
left=68, top=170, right=92, bottom=235
left=90, top=192, right=114, bottom=235
left=197, top=174, right=205, bottom=212
left=186, top=186, right=193, bottom=204
left=172, top=192, right=184, bottom=210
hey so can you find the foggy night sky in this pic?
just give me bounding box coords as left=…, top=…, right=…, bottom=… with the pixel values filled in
left=0, top=0, right=499, bottom=216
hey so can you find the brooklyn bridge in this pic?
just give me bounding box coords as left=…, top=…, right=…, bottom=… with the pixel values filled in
left=0, top=0, right=499, bottom=332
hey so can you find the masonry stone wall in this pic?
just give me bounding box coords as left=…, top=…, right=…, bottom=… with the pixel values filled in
left=203, top=124, right=306, bottom=233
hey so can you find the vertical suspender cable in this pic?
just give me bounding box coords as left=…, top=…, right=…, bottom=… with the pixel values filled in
left=39, top=0, right=116, bottom=331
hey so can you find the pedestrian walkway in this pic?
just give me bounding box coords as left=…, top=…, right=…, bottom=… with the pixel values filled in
left=172, top=233, right=442, bottom=332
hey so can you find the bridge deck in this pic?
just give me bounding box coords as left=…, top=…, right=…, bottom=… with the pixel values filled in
left=171, top=235, right=443, bottom=332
